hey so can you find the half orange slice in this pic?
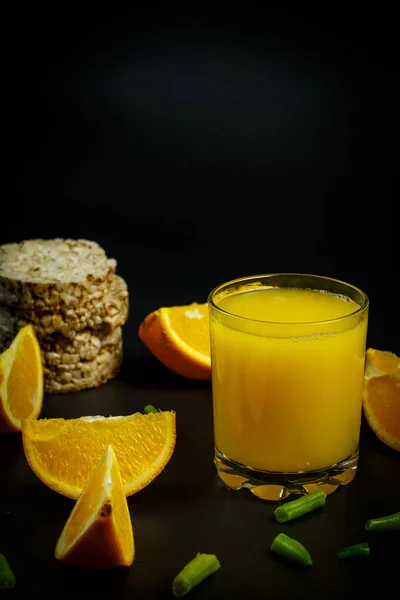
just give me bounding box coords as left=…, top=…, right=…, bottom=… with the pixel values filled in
left=55, top=445, right=134, bottom=569
left=139, top=303, right=211, bottom=380
left=363, top=348, right=400, bottom=451
left=0, top=325, right=43, bottom=433
left=22, top=411, right=176, bottom=499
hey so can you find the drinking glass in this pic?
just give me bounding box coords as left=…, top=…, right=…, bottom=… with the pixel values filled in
left=208, top=273, right=369, bottom=500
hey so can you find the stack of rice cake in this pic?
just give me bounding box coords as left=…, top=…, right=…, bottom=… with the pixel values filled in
left=0, top=239, right=129, bottom=393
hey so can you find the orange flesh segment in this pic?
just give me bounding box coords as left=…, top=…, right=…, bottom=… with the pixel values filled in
left=370, top=350, right=400, bottom=374
left=7, top=334, right=39, bottom=419
left=366, top=374, right=400, bottom=440
left=109, top=450, right=133, bottom=555
left=167, top=304, right=210, bottom=356
left=63, top=448, right=110, bottom=548
left=29, top=415, right=171, bottom=489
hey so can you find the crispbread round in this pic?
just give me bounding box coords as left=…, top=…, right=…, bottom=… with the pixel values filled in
left=42, top=327, right=122, bottom=366
left=1, top=238, right=128, bottom=394
left=0, top=238, right=117, bottom=310
left=2, top=275, right=129, bottom=338
left=44, top=339, right=123, bottom=393
left=0, top=238, right=116, bottom=283
left=0, top=306, right=122, bottom=364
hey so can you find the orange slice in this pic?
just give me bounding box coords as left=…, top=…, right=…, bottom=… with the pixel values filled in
left=55, top=446, right=135, bottom=569
left=363, top=348, right=400, bottom=451
left=22, top=411, right=176, bottom=499
left=138, top=302, right=211, bottom=380
left=55, top=445, right=134, bottom=569
left=0, top=325, right=43, bottom=433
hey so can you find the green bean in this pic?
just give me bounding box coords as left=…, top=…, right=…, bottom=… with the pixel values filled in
left=271, top=533, right=312, bottom=567
left=144, top=404, right=159, bottom=414
left=365, top=512, right=400, bottom=531
left=337, top=543, right=370, bottom=559
left=172, top=553, right=221, bottom=597
left=0, top=554, right=16, bottom=590
left=274, top=490, right=327, bottom=523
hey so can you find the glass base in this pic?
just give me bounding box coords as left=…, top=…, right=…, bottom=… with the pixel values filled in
left=214, top=447, right=359, bottom=501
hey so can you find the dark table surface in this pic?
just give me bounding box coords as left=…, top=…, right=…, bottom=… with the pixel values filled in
left=1, top=343, right=399, bottom=599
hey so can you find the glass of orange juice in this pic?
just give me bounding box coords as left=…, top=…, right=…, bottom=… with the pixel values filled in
left=208, top=273, right=369, bottom=500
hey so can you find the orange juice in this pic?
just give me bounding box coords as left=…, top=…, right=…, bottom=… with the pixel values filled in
left=210, top=285, right=368, bottom=473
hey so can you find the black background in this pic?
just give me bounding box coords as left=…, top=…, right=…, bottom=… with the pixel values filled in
left=5, top=8, right=398, bottom=354
left=1, top=8, right=399, bottom=599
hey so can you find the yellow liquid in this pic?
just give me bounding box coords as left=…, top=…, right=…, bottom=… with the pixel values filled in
left=211, top=287, right=368, bottom=472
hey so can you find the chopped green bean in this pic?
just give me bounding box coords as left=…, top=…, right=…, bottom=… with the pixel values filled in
left=144, top=404, right=159, bottom=414
left=172, top=553, right=221, bottom=597
left=365, top=512, right=400, bottom=531
left=271, top=533, right=312, bottom=567
left=274, top=490, right=327, bottom=523
left=337, top=543, right=370, bottom=559
left=0, top=554, right=16, bottom=590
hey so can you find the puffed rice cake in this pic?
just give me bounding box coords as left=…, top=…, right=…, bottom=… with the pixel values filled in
left=44, top=339, right=123, bottom=393
left=7, top=274, right=128, bottom=337
left=41, top=326, right=122, bottom=366
left=0, top=238, right=117, bottom=311
left=0, top=307, right=123, bottom=391
left=0, top=238, right=129, bottom=394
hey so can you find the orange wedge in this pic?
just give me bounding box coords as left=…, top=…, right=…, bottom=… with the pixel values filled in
left=22, top=411, right=176, bottom=499
left=55, top=445, right=134, bottom=569
left=138, top=302, right=211, bottom=380
left=363, top=348, right=400, bottom=451
left=0, top=325, right=43, bottom=433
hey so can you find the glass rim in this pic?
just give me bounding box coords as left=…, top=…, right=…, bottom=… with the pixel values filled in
left=207, top=273, right=369, bottom=327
